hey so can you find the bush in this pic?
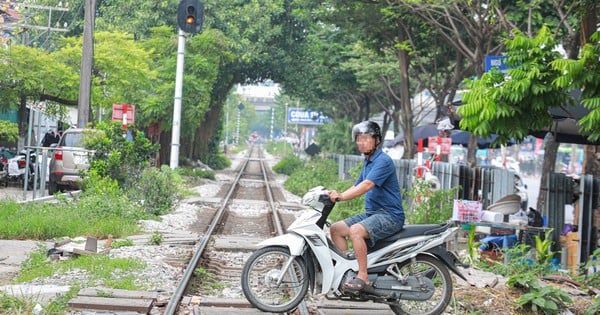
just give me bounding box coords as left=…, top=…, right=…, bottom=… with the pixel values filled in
left=126, top=165, right=183, bottom=216
left=265, top=141, right=293, bottom=156
left=204, top=153, right=231, bottom=170
left=273, top=155, right=303, bottom=176
left=402, top=179, right=457, bottom=224
left=282, top=158, right=359, bottom=223
left=176, top=167, right=216, bottom=182
left=86, top=122, right=159, bottom=189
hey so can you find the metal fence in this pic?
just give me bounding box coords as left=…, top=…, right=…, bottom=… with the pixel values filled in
left=546, top=172, right=599, bottom=263
left=331, top=154, right=515, bottom=209
left=329, top=154, right=599, bottom=263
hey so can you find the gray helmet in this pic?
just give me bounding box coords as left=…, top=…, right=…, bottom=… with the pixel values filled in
left=352, top=121, right=382, bottom=142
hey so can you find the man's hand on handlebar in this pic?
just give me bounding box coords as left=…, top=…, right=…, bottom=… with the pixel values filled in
left=328, top=190, right=342, bottom=202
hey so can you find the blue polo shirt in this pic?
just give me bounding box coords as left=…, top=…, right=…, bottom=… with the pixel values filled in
left=355, top=149, right=405, bottom=223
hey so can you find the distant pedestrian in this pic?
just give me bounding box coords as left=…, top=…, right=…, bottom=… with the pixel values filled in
left=42, top=130, right=60, bottom=147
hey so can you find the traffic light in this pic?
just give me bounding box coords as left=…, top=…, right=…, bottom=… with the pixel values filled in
left=178, top=0, right=204, bottom=34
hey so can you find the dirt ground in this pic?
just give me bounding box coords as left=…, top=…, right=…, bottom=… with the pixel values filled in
left=452, top=268, right=595, bottom=314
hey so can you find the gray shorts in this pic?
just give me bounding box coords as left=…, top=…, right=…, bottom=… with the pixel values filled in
left=344, top=209, right=404, bottom=247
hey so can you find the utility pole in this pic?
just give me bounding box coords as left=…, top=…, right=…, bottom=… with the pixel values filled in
left=270, top=107, right=274, bottom=140
left=170, top=29, right=186, bottom=169
left=12, top=3, right=69, bottom=46
left=77, top=0, right=95, bottom=128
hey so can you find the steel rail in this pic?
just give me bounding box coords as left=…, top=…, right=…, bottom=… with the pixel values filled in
left=164, top=147, right=253, bottom=315
left=257, top=147, right=310, bottom=315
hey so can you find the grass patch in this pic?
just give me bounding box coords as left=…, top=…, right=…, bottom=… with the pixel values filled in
left=0, top=196, right=143, bottom=240
left=16, top=244, right=147, bottom=290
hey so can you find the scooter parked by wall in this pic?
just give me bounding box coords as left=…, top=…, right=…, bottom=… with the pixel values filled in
left=241, top=186, right=467, bottom=315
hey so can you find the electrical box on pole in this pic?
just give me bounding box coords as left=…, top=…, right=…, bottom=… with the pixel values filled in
left=177, top=0, right=204, bottom=34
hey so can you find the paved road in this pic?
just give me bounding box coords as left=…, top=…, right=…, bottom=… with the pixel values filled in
left=0, top=185, right=50, bottom=202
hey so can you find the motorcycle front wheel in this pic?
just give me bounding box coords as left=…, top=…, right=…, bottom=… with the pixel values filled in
left=241, top=246, right=309, bottom=313
left=389, top=255, right=453, bottom=315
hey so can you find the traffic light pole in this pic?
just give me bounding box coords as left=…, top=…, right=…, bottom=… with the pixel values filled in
left=170, top=29, right=186, bottom=169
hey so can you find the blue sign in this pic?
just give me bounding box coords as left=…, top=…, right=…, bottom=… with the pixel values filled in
left=287, top=108, right=331, bottom=125
left=485, top=55, right=508, bottom=73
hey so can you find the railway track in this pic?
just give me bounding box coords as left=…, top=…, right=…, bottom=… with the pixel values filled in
left=68, top=146, right=396, bottom=314
left=164, top=145, right=308, bottom=315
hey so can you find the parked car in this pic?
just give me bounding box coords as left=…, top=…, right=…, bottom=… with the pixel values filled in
left=48, top=128, right=99, bottom=195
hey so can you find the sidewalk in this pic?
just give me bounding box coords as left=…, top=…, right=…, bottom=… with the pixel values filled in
left=0, top=240, right=70, bottom=307
left=0, top=240, right=51, bottom=284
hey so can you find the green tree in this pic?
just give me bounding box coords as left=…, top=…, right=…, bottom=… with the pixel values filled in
left=0, top=121, right=19, bottom=142
left=458, top=26, right=574, bottom=211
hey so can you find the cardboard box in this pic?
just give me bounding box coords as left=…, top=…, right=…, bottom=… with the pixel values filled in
left=566, top=231, right=579, bottom=241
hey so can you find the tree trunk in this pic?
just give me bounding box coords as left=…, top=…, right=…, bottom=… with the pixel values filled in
left=580, top=0, right=600, bottom=177
left=538, top=133, right=559, bottom=212
left=396, top=23, right=414, bottom=159
left=159, top=129, right=172, bottom=167
left=194, top=104, right=222, bottom=161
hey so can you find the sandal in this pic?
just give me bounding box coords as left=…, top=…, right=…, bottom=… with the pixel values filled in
left=343, top=277, right=372, bottom=292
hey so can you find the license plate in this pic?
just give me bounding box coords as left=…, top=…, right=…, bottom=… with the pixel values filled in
left=74, top=154, right=88, bottom=165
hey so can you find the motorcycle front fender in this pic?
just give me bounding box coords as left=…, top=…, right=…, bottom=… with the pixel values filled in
left=256, top=233, right=336, bottom=294
left=255, top=233, right=306, bottom=256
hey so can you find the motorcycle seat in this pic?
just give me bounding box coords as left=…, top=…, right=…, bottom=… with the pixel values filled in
left=369, top=223, right=450, bottom=252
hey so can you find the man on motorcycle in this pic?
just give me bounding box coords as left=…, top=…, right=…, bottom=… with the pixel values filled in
left=327, top=120, right=405, bottom=292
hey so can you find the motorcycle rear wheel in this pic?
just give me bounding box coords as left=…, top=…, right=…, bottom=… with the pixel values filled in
left=241, top=246, right=309, bottom=313
left=389, top=255, right=453, bottom=315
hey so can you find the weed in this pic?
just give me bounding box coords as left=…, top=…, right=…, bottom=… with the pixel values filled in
left=465, top=224, right=481, bottom=265
left=515, top=284, right=572, bottom=314
left=534, top=229, right=554, bottom=265
left=111, top=239, right=135, bottom=249
left=16, top=245, right=147, bottom=289
left=147, top=231, right=164, bottom=245
left=402, top=179, right=458, bottom=224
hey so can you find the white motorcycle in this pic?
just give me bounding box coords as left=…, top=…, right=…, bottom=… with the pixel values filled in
left=241, top=186, right=467, bottom=315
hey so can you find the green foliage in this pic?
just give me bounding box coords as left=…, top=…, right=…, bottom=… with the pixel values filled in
left=464, top=224, right=481, bottom=265
left=272, top=155, right=304, bottom=176
left=0, top=187, right=144, bottom=240
left=111, top=239, right=135, bottom=249
left=176, top=167, right=216, bottom=188
left=264, top=140, right=294, bottom=157
left=514, top=283, right=572, bottom=315
left=147, top=231, right=164, bottom=245
left=0, top=120, right=18, bottom=142
left=508, top=269, right=573, bottom=315
left=283, top=158, right=343, bottom=196
left=402, top=179, right=457, bottom=224
left=203, top=153, right=232, bottom=171
left=487, top=243, right=551, bottom=277
left=17, top=244, right=148, bottom=291
left=282, top=158, right=361, bottom=223
left=126, top=165, right=183, bottom=216
left=86, top=122, right=159, bottom=189
left=552, top=31, right=600, bottom=142
left=534, top=229, right=555, bottom=266
left=194, top=267, right=228, bottom=294
left=578, top=248, right=600, bottom=288
left=584, top=296, right=600, bottom=315
left=459, top=26, right=566, bottom=143
left=315, top=120, right=357, bottom=155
